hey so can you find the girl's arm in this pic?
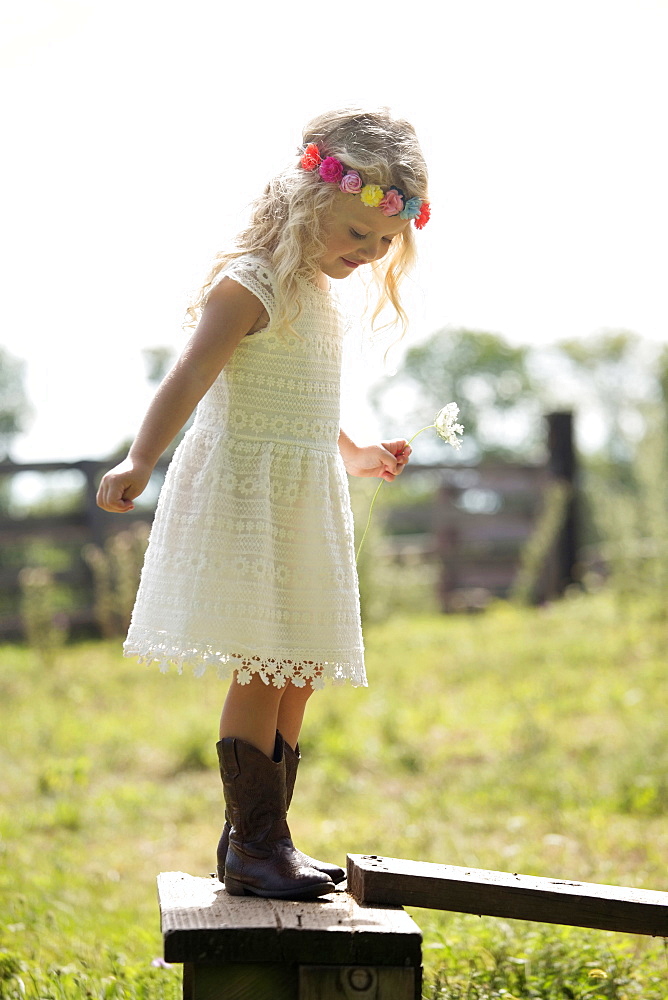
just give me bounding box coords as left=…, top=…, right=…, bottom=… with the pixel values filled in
left=338, top=429, right=411, bottom=483
left=96, top=278, right=265, bottom=513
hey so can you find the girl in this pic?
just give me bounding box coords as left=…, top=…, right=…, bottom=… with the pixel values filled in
left=97, top=107, right=430, bottom=900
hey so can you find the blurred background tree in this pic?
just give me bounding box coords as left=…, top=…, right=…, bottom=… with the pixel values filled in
left=371, top=327, right=665, bottom=470
left=104, top=347, right=179, bottom=463
left=533, top=330, right=661, bottom=482
left=367, top=326, right=668, bottom=613
left=142, top=346, right=175, bottom=386
left=371, top=329, right=540, bottom=463
left=0, top=345, right=30, bottom=461
left=0, top=346, right=31, bottom=517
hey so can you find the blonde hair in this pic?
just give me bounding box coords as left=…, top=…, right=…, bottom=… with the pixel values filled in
left=187, top=107, right=429, bottom=337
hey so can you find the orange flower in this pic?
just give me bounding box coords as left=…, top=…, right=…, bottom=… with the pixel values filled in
left=300, top=143, right=322, bottom=171
left=414, top=201, right=431, bottom=229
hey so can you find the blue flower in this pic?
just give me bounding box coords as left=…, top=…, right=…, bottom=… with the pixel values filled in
left=399, top=197, right=422, bottom=220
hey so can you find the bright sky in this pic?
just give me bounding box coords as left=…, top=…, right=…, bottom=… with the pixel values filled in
left=2, top=0, right=667, bottom=463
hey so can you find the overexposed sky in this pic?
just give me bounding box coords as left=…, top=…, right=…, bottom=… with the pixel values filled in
left=2, top=0, right=667, bottom=462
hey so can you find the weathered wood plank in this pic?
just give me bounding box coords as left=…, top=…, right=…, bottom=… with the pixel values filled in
left=183, top=963, right=417, bottom=1000
left=157, top=872, right=422, bottom=966
left=347, top=856, right=668, bottom=937
left=299, top=965, right=416, bottom=999
left=184, top=961, right=297, bottom=1000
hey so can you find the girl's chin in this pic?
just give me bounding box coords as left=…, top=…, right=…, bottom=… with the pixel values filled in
left=319, top=263, right=353, bottom=281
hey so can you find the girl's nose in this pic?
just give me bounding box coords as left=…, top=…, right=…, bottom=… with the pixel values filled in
left=359, top=238, right=381, bottom=261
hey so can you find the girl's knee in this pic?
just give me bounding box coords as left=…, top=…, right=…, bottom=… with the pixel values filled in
left=283, top=680, right=316, bottom=704
left=229, top=671, right=285, bottom=701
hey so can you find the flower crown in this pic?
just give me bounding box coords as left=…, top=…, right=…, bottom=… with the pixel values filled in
left=299, top=143, right=431, bottom=230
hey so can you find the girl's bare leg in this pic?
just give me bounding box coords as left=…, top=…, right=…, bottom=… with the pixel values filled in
left=219, top=674, right=316, bottom=757
left=219, top=673, right=285, bottom=758
left=216, top=673, right=335, bottom=897
left=276, top=680, right=315, bottom=750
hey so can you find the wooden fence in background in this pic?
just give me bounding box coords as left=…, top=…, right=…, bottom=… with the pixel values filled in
left=0, top=458, right=168, bottom=638
left=375, top=411, right=577, bottom=611
left=0, top=413, right=577, bottom=639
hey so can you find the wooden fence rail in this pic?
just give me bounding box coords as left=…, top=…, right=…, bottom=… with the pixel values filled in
left=347, top=855, right=668, bottom=938
left=157, top=857, right=667, bottom=998
left=0, top=412, right=578, bottom=638
left=380, top=411, right=578, bottom=610
left=0, top=458, right=167, bottom=637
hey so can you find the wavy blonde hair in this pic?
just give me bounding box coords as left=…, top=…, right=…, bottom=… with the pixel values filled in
left=187, top=107, right=429, bottom=337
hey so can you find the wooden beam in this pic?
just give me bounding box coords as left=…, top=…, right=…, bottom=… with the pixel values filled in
left=157, top=872, right=422, bottom=966
left=347, top=856, right=668, bottom=937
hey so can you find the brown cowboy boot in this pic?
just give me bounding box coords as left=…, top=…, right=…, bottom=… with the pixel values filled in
left=217, top=732, right=334, bottom=899
left=283, top=739, right=345, bottom=885
left=216, top=733, right=345, bottom=885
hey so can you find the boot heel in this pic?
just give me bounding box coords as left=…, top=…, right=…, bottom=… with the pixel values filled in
left=223, top=876, right=246, bottom=896
left=216, top=865, right=225, bottom=882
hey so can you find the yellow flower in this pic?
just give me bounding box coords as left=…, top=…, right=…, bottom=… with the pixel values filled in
left=360, top=184, right=384, bottom=208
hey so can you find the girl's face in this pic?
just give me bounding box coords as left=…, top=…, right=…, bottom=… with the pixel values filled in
left=317, top=191, right=409, bottom=284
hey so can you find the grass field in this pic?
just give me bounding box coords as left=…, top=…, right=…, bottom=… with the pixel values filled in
left=1, top=590, right=667, bottom=998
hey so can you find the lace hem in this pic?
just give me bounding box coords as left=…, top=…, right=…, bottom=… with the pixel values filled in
left=123, top=632, right=367, bottom=689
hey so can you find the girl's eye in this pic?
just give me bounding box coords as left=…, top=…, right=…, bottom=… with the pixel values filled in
left=350, top=229, right=365, bottom=240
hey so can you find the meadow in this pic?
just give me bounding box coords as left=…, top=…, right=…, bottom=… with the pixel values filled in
left=0, top=590, right=667, bottom=998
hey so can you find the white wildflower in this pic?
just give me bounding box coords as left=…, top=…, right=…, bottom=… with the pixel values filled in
left=434, top=403, right=464, bottom=449
left=356, top=400, right=464, bottom=562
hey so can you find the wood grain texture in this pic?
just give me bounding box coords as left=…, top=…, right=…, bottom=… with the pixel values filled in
left=157, top=872, right=422, bottom=965
left=185, top=962, right=297, bottom=1000
left=299, top=965, right=416, bottom=1000
left=347, top=855, right=668, bottom=937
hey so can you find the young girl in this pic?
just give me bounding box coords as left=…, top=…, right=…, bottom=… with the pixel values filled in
left=97, top=107, right=430, bottom=900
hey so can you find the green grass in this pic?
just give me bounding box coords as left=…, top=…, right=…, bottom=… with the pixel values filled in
left=1, top=591, right=667, bottom=997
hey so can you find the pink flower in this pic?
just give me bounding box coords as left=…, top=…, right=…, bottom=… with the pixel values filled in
left=339, top=170, right=363, bottom=194
left=319, top=156, right=345, bottom=184
left=379, top=187, right=404, bottom=216
left=300, top=143, right=321, bottom=171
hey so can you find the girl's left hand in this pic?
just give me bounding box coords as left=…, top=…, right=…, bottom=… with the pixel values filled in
left=342, top=439, right=412, bottom=481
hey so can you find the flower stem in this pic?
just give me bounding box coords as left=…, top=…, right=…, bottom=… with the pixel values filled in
left=355, top=425, right=434, bottom=564
left=355, top=480, right=384, bottom=564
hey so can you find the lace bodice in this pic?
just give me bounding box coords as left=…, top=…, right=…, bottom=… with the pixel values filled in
left=194, top=258, right=345, bottom=454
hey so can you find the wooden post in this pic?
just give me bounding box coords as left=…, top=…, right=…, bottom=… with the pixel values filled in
left=433, top=481, right=460, bottom=612
left=157, top=872, right=422, bottom=1000
left=77, top=459, right=109, bottom=549
left=348, top=855, right=668, bottom=937
left=544, top=411, right=578, bottom=597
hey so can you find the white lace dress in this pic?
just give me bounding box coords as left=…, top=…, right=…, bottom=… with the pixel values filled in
left=124, top=256, right=366, bottom=689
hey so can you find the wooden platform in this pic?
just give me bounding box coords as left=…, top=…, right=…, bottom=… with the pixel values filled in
left=158, top=872, right=422, bottom=999
left=347, top=855, right=668, bottom=937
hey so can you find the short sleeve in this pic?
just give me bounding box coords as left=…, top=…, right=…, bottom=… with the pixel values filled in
left=221, top=256, right=276, bottom=322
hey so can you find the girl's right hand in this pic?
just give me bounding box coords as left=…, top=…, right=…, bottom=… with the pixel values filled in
left=96, top=458, right=153, bottom=513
